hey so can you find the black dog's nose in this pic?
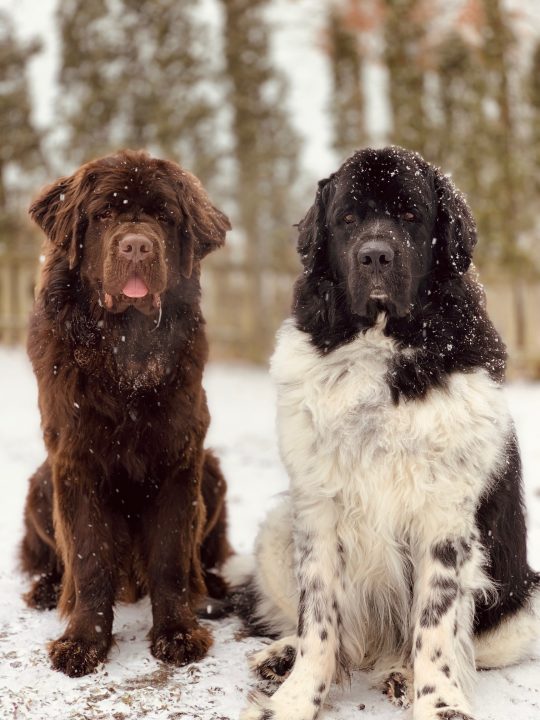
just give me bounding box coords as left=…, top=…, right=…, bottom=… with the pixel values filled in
left=359, top=240, right=394, bottom=270
left=119, top=234, right=153, bottom=262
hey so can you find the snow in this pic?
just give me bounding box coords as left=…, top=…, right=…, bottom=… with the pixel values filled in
left=0, top=348, right=539, bottom=719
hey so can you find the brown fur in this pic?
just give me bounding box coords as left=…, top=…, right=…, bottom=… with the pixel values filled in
left=21, top=150, right=232, bottom=677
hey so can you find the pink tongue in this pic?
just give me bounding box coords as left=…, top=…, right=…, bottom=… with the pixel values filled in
left=122, top=276, right=149, bottom=298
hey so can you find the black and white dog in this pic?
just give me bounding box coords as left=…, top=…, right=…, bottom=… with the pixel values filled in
left=228, top=147, right=540, bottom=720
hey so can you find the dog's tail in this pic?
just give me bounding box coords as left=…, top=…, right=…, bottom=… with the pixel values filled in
left=219, top=554, right=285, bottom=637
left=195, top=554, right=258, bottom=621
left=221, top=501, right=298, bottom=638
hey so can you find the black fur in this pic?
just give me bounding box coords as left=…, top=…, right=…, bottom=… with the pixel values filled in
left=293, top=145, right=539, bottom=640
left=474, top=431, right=540, bottom=634
left=420, top=580, right=458, bottom=628
left=228, top=580, right=280, bottom=639
left=432, top=541, right=458, bottom=568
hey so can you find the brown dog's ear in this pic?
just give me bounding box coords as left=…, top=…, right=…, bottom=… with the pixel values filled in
left=178, top=225, right=196, bottom=281
left=165, top=163, right=231, bottom=279
left=29, top=170, right=89, bottom=270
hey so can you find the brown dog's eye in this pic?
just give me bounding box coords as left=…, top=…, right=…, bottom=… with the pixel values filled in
left=97, top=210, right=112, bottom=221
left=157, top=212, right=173, bottom=224
left=343, top=213, right=355, bottom=224
left=401, top=211, right=416, bottom=222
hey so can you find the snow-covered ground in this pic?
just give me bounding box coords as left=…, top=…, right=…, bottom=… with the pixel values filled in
left=0, top=349, right=539, bottom=720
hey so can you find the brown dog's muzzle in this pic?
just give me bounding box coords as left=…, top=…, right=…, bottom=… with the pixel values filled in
left=102, top=222, right=167, bottom=314
left=118, top=233, right=155, bottom=263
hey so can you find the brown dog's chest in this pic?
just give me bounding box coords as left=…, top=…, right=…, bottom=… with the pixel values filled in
left=38, top=335, right=208, bottom=485
left=70, top=309, right=187, bottom=390
left=73, top=344, right=172, bottom=392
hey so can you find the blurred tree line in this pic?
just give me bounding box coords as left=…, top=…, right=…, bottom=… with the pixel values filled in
left=1, top=0, right=539, bottom=359
left=327, top=0, right=540, bottom=276
left=0, top=11, right=44, bottom=235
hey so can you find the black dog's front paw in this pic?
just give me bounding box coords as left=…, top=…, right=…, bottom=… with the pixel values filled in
left=382, top=670, right=413, bottom=708
left=250, top=641, right=296, bottom=683
left=436, top=710, right=475, bottom=720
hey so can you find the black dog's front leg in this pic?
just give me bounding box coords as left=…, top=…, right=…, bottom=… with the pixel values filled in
left=241, top=499, right=345, bottom=720
left=412, top=535, right=479, bottom=720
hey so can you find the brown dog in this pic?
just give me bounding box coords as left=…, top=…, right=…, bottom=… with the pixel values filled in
left=20, top=150, right=232, bottom=677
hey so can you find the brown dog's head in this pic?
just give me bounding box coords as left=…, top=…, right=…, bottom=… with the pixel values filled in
left=30, top=150, right=230, bottom=315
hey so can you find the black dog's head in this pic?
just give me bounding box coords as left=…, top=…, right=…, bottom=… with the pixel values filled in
left=297, top=146, right=476, bottom=323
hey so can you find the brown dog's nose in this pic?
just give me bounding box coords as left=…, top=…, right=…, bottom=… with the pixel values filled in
left=118, top=234, right=153, bottom=262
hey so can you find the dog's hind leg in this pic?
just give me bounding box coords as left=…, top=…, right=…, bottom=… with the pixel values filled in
left=200, top=450, right=232, bottom=601
left=20, top=461, right=63, bottom=610
left=474, top=585, right=540, bottom=669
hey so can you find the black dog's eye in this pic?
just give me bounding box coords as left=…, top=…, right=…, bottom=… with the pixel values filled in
left=401, top=211, right=417, bottom=222
left=343, top=213, right=355, bottom=224
left=97, top=209, right=112, bottom=221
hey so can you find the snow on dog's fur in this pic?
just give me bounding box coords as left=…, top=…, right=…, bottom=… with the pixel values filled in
left=227, top=147, right=540, bottom=720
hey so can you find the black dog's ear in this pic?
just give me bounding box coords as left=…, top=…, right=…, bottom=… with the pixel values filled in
left=432, top=168, right=477, bottom=276
left=29, top=169, right=90, bottom=270
left=297, top=174, right=335, bottom=275
left=165, top=162, right=231, bottom=279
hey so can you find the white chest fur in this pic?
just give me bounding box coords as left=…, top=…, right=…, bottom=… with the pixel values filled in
left=271, top=319, right=510, bottom=502
left=270, top=319, right=510, bottom=662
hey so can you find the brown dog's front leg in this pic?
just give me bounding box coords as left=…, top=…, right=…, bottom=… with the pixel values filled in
left=142, top=461, right=212, bottom=666
left=48, top=461, right=116, bottom=677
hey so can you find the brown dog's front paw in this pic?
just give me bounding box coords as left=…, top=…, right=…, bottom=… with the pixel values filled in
left=150, top=625, right=212, bottom=666
left=48, top=636, right=108, bottom=677
left=24, top=574, right=61, bottom=610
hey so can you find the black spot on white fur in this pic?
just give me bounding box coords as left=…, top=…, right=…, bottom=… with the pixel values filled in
left=432, top=541, right=458, bottom=568
left=420, top=578, right=458, bottom=628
